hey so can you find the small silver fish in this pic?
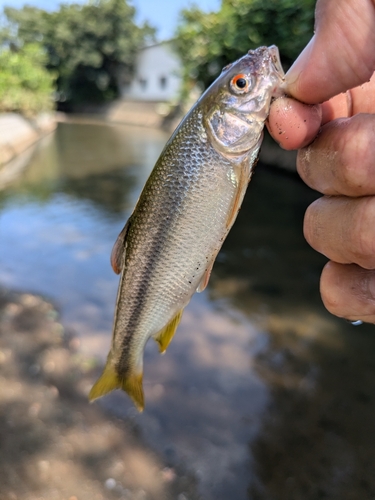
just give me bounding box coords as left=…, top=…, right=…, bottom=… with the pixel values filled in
left=89, top=46, right=285, bottom=410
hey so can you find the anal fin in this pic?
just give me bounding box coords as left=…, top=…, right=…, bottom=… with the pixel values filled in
left=89, top=359, right=144, bottom=412
left=153, top=309, right=184, bottom=354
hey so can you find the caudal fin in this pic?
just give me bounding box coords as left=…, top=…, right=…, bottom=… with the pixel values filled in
left=89, top=361, right=144, bottom=412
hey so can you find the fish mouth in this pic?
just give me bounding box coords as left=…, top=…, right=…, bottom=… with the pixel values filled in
left=267, top=45, right=286, bottom=98
left=267, top=46, right=285, bottom=80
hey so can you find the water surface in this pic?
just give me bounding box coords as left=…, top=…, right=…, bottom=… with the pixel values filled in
left=1, top=121, right=375, bottom=499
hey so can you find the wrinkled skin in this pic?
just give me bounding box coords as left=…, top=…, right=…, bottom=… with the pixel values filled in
left=267, top=0, right=375, bottom=323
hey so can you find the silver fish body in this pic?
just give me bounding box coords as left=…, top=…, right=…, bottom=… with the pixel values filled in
left=90, top=46, right=285, bottom=410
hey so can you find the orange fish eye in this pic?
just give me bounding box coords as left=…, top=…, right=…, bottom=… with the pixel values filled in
left=230, top=74, right=249, bottom=92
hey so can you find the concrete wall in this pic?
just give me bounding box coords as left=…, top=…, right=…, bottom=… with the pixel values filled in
left=0, top=113, right=56, bottom=167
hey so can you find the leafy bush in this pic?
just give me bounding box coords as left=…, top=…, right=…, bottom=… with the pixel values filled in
left=175, top=0, right=315, bottom=92
left=3, top=0, right=155, bottom=105
left=0, top=43, right=56, bottom=117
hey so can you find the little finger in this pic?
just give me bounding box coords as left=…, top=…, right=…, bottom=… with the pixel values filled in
left=320, top=261, right=375, bottom=323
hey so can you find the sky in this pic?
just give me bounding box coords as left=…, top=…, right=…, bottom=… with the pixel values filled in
left=0, top=0, right=221, bottom=40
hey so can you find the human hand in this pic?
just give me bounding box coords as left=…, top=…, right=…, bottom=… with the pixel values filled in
left=267, top=0, right=375, bottom=322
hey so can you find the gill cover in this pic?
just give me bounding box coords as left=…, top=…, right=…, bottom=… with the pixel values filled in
left=205, top=108, right=260, bottom=155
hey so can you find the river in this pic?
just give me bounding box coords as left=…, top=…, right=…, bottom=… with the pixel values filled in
left=1, top=121, right=375, bottom=499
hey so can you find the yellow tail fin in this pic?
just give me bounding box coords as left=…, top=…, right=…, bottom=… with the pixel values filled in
left=89, top=361, right=144, bottom=412
left=153, top=309, right=184, bottom=354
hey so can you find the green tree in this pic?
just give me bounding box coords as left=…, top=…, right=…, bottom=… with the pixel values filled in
left=175, top=0, right=315, bottom=92
left=3, top=0, right=155, bottom=105
left=0, top=43, right=55, bottom=117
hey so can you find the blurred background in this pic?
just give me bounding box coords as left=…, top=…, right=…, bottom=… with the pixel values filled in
left=1, top=1, right=375, bottom=500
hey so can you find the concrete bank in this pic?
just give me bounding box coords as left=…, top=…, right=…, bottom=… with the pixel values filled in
left=0, top=113, right=57, bottom=167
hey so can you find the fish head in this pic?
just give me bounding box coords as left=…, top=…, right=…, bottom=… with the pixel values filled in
left=202, top=46, right=285, bottom=157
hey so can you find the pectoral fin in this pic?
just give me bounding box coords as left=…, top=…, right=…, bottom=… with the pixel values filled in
left=111, top=217, right=132, bottom=274
left=196, top=159, right=254, bottom=294
left=226, top=159, right=255, bottom=230
left=197, top=261, right=214, bottom=293
left=89, top=359, right=144, bottom=412
left=153, top=309, right=184, bottom=354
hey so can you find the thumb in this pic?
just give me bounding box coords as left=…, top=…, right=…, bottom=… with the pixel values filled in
left=285, top=0, right=375, bottom=104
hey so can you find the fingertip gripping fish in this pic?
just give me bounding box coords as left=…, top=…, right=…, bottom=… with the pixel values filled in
left=89, top=46, right=285, bottom=411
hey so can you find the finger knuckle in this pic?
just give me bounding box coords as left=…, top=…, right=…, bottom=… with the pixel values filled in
left=353, top=198, right=375, bottom=268
left=337, top=119, right=369, bottom=192
left=303, top=200, right=321, bottom=248
left=320, top=263, right=341, bottom=315
left=320, top=282, right=340, bottom=315
left=296, top=146, right=311, bottom=183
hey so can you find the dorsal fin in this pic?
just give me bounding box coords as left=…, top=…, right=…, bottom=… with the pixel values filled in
left=110, top=217, right=132, bottom=274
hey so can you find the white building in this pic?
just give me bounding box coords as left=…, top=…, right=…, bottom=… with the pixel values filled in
left=120, top=41, right=182, bottom=102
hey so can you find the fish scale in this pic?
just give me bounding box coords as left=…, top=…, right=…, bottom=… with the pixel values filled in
left=89, top=45, right=285, bottom=410
left=118, top=108, right=236, bottom=338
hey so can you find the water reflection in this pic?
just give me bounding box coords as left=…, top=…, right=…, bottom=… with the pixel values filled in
left=1, top=121, right=375, bottom=499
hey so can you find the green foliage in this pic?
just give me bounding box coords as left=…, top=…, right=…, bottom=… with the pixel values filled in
left=3, top=0, right=155, bottom=105
left=175, top=0, right=315, bottom=91
left=0, top=43, right=55, bottom=117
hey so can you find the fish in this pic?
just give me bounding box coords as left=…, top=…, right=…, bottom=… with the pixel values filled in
left=89, top=45, right=285, bottom=411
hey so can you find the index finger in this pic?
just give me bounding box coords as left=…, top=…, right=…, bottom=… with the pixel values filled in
left=268, top=71, right=375, bottom=151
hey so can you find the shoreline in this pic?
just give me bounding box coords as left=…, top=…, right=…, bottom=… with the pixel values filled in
left=0, top=108, right=297, bottom=191
left=0, top=113, right=57, bottom=167
left=58, top=108, right=298, bottom=173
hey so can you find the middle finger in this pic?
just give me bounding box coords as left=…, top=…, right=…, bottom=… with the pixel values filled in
left=297, top=113, right=375, bottom=197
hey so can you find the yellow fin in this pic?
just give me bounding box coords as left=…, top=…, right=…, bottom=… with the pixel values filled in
left=153, top=309, right=184, bottom=354
left=122, top=372, right=144, bottom=412
left=89, top=361, right=144, bottom=412
left=89, top=362, right=119, bottom=402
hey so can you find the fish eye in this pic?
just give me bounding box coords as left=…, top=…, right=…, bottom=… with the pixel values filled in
left=235, top=77, right=247, bottom=88
left=230, top=74, right=251, bottom=94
